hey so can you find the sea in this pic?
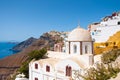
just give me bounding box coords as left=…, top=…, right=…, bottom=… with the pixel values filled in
left=0, top=42, right=17, bottom=59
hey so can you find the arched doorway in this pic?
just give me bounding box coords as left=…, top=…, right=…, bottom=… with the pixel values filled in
left=66, top=66, right=72, bottom=76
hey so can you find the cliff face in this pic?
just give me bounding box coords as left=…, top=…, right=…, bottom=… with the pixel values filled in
left=12, top=37, right=37, bottom=52
left=94, top=31, right=120, bottom=54
left=107, top=31, right=120, bottom=47
left=0, top=53, right=28, bottom=80
left=0, top=31, right=63, bottom=80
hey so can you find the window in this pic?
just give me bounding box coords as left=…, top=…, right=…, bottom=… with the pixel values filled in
left=66, top=66, right=72, bottom=76
left=92, top=32, right=94, bottom=35
left=35, top=63, right=38, bottom=69
left=73, top=45, right=77, bottom=53
left=35, top=77, right=38, bottom=80
left=46, top=65, right=50, bottom=72
left=118, top=21, right=120, bottom=25
left=85, top=45, right=88, bottom=54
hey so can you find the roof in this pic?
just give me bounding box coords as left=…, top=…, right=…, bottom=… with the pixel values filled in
left=32, top=51, right=94, bottom=69
left=35, top=58, right=60, bottom=68
left=67, top=57, right=85, bottom=68
left=68, top=26, right=92, bottom=41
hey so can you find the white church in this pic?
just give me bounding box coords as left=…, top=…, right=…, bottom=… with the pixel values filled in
left=29, top=26, right=94, bottom=80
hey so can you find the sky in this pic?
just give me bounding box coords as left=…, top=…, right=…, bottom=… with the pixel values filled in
left=0, top=0, right=120, bottom=42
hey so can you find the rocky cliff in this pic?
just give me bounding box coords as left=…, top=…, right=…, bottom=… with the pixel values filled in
left=12, top=37, right=37, bottom=52
left=94, top=31, right=120, bottom=54
left=0, top=31, right=63, bottom=80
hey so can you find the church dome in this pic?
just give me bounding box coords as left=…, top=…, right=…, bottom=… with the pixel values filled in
left=68, top=26, right=92, bottom=41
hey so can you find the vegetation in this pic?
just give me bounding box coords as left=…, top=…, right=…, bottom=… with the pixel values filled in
left=73, top=49, right=120, bottom=80
left=94, top=42, right=118, bottom=54
left=18, top=48, right=47, bottom=78
left=28, top=48, right=47, bottom=60
left=73, top=63, right=120, bottom=80
left=94, top=31, right=120, bottom=54
left=101, top=49, right=120, bottom=64
left=19, top=61, right=29, bottom=78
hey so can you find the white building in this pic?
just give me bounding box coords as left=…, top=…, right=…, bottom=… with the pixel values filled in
left=29, top=26, right=94, bottom=80
left=89, top=12, right=120, bottom=42
left=15, top=73, right=28, bottom=80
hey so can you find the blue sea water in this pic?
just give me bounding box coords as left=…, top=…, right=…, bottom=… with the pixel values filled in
left=0, top=42, right=17, bottom=59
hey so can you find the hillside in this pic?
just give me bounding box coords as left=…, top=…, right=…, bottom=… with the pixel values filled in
left=0, top=31, right=63, bottom=80
left=12, top=37, right=37, bottom=52
left=94, top=31, right=120, bottom=54
left=108, top=31, right=120, bottom=47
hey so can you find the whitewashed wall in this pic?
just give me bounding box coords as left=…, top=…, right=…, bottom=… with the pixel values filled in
left=70, top=42, right=80, bottom=54
left=92, top=25, right=120, bottom=42
left=82, top=42, right=92, bottom=54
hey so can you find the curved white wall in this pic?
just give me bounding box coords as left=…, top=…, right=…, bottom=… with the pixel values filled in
left=55, top=59, right=81, bottom=78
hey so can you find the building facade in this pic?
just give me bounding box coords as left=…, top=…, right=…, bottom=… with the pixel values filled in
left=89, top=12, right=120, bottom=42
left=29, top=26, right=94, bottom=80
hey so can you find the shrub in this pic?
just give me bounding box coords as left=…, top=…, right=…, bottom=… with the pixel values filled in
left=73, top=49, right=120, bottom=80
left=101, top=49, right=120, bottom=64
left=28, top=48, right=47, bottom=60
left=19, top=61, right=29, bottom=78
left=73, top=63, right=120, bottom=80
left=19, top=48, right=47, bottom=78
